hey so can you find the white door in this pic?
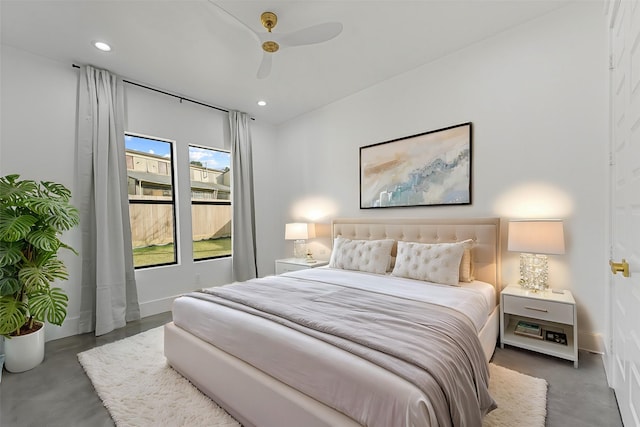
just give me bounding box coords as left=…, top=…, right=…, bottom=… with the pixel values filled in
left=609, top=1, right=640, bottom=426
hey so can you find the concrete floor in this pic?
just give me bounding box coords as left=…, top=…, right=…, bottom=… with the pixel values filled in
left=0, top=312, right=623, bottom=427
left=491, top=345, right=623, bottom=427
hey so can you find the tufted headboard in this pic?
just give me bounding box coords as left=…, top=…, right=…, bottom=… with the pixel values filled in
left=331, top=217, right=502, bottom=297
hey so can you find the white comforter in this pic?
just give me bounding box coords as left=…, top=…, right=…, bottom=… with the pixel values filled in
left=286, top=267, right=494, bottom=332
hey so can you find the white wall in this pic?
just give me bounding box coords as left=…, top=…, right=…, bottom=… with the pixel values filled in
left=274, top=3, right=608, bottom=351
left=0, top=45, right=279, bottom=340
left=0, top=46, right=81, bottom=340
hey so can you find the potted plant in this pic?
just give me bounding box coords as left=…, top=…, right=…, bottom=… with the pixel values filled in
left=0, top=174, right=79, bottom=372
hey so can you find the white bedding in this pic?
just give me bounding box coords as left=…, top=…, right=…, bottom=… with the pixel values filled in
left=285, top=267, right=495, bottom=331
left=172, top=268, right=496, bottom=427
left=175, top=268, right=494, bottom=342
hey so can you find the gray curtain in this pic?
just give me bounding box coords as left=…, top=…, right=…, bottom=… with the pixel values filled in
left=229, top=111, right=257, bottom=281
left=76, top=65, right=140, bottom=336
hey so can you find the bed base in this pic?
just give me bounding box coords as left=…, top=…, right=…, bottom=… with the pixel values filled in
left=164, top=321, right=361, bottom=427
left=164, top=308, right=498, bottom=427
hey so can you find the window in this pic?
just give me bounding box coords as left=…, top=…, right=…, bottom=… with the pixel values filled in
left=125, top=134, right=177, bottom=268
left=189, top=145, right=231, bottom=261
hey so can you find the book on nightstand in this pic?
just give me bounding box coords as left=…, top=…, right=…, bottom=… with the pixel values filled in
left=514, top=320, right=544, bottom=340
left=545, top=330, right=568, bottom=345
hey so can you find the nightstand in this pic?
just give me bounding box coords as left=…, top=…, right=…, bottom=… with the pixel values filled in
left=275, top=258, right=329, bottom=275
left=500, top=285, right=578, bottom=368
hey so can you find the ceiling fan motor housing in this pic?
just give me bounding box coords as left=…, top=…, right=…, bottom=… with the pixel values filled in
left=261, top=12, right=277, bottom=32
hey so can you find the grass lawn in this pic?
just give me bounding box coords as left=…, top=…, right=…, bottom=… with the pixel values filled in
left=133, top=237, right=231, bottom=267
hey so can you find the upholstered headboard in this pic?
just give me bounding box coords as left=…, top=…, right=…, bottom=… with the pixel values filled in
left=331, top=218, right=502, bottom=294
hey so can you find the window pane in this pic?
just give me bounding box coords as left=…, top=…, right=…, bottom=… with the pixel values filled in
left=125, top=134, right=177, bottom=268
left=129, top=205, right=176, bottom=267
left=189, top=146, right=231, bottom=260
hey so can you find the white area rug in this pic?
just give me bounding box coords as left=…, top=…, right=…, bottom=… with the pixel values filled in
left=78, top=326, right=547, bottom=427
left=484, top=364, right=547, bottom=427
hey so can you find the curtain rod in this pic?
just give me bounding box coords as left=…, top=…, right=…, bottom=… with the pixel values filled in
left=72, top=64, right=253, bottom=119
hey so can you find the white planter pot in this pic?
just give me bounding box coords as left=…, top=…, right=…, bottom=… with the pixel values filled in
left=5, top=324, right=45, bottom=373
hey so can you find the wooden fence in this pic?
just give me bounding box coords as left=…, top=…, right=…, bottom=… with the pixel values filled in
left=129, top=203, right=231, bottom=248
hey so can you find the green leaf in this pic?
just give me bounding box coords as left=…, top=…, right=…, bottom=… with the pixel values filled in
left=0, top=241, right=23, bottom=267
left=0, top=276, right=21, bottom=296
left=0, top=175, right=38, bottom=205
left=59, top=241, right=79, bottom=256
left=45, top=204, right=80, bottom=231
left=26, top=227, right=60, bottom=252
left=29, top=287, right=68, bottom=326
left=18, top=257, right=68, bottom=292
left=18, top=264, right=49, bottom=291
left=0, top=210, right=37, bottom=241
left=41, top=181, right=72, bottom=201
left=0, top=295, right=27, bottom=336
left=25, top=198, right=79, bottom=231
left=23, top=197, right=56, bottom=216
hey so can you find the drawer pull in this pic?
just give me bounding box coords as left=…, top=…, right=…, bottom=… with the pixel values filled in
left=524, top=306, right=548, bottom=313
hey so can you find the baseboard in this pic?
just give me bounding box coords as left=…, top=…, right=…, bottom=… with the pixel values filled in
left=578, top=331, right=604, bottom=354
left=45, top=316, right=80, bottom=342
left=139, top=295, right=179, bottom=318
left=41, top=296, right=177, bottom=342
left=602, top=346, right=614, bottom=387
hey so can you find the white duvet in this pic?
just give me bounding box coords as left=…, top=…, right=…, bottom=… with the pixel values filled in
left=286, top=267, right=495, bottom=332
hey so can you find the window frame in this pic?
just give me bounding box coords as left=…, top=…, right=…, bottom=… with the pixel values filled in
left=125, top=132, right=179, bottom=269
left=188, top=144, right=232, bottom=262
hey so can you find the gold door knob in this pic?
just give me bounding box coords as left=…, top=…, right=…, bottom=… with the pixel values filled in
left=609, top=259, right=630, bottom=277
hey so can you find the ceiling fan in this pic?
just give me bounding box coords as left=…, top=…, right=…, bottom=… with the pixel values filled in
left=207, top=2, right=343, bottom=79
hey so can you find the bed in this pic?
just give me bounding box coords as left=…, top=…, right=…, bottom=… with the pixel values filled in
left=164, top=217, right=502, bottom=427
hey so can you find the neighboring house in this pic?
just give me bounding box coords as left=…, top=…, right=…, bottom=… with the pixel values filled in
left=125, top=149, right=230, bottom=201
left=125, top=149, right=231, bottom=249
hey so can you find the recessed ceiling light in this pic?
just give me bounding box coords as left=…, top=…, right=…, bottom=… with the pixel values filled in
left=93, top=41, right=112, bottom=52
left=257, top=100, right=267, bottom=107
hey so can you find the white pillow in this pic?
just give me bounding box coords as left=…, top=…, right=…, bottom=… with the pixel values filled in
left=459, top=239, right=475, bottom=282
left=329, top=237, right=394, bottom=275
left=391, top=241, right=466, bottom=286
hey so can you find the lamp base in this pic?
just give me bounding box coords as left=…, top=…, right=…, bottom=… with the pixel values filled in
left=293, top=239, right=307, bottom=259
left=519, top=253, right=549, bottom=292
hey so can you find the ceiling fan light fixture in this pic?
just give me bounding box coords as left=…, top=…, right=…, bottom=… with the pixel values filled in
left=262, top=41, right=279, bottom=53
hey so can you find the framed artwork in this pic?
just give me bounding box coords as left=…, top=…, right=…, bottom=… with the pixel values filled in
left=360, top=122, right=472, bottom=209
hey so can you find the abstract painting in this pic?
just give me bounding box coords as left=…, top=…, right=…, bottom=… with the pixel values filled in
left=360, top=122, right=472, bottom=208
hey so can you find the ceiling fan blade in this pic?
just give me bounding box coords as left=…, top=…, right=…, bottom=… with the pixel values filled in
left=279, top=22, right=343, bottom=47
left=257, top=52, right=273, bottom=79
left=205, top=0, right=260, bottom=43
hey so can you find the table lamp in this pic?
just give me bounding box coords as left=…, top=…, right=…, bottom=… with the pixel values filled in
left=285, top=223, right=316, bottom=260
left=508, top=219, right=565, bottom=292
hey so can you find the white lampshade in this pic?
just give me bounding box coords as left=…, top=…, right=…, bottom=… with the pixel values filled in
left=508, top=220, right=565, bottom=255
left=285, top=223, right=316, bottom=240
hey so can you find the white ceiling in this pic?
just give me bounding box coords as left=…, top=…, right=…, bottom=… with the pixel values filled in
left=1, top=0, right=571, bottom=125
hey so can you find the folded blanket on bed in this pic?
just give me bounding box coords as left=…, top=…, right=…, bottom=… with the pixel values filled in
left=187, top=275, right=495, bottom=427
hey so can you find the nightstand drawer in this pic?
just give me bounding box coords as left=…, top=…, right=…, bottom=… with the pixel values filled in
left=503, top=294, right=574, bottom=324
